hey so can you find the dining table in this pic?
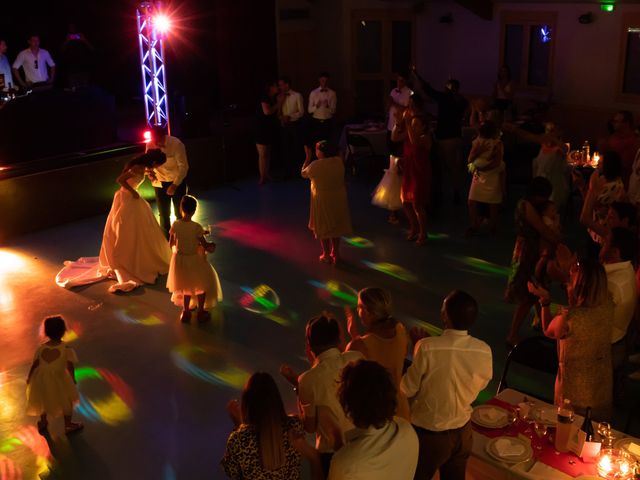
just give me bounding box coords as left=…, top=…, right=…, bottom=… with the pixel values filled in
left=338, top=122, right=389, bottom=159
left=461, top=388, right=640, bottom=480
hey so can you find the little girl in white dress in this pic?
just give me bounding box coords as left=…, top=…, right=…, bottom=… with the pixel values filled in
left=26, top=316, right=83, bottom=435
left=372, top=155, right=403, bottom=223
left=167, top=195, right=223, bottom=323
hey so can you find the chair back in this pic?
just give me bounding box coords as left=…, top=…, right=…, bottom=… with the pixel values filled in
left=347, top=133, right=374, bottom=155
left=497, top=336, right=558, bottom=403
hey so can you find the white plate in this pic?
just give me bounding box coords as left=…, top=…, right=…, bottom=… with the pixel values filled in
left=472, top=405, right=511, bottom=429
left=486, top=436, right=533, bottom=463
left=614, top=437, right=640, bottom=461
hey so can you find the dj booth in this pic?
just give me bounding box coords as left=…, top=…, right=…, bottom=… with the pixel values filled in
left=0, top=86, right=117, bottom=164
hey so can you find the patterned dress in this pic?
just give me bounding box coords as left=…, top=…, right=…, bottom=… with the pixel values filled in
left=221, top=416, right=303, bottom=480
left=505, top=200, right=541, bottom=304
left=555, top=302, right=614, bottom=421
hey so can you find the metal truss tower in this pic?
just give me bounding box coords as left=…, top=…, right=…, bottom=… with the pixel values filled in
left=137, top=2, right=170, bottom=131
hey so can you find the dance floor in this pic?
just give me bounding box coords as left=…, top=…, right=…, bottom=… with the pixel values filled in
left=0, top=176, right=636, bottom=479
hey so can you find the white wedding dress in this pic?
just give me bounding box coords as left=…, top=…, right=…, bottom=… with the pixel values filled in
left=56, top=171, right=172, bottom=292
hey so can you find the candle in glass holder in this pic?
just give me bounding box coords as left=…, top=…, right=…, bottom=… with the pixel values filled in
left=592, top=152, right=600, bottom=168
left=596, top=449, right=634, bottom=479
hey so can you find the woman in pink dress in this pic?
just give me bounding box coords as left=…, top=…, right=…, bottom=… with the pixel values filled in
left=391, top=94, right=432, bottom=245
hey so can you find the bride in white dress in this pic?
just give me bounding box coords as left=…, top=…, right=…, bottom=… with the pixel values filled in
left=56, top=150, right=172, bottom=292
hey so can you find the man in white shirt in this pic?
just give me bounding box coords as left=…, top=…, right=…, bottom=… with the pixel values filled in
left=401, top=290, right=492, bottom=480
left=387, top=73, right=412, bottom=155
left=599, top=227, right=638, bottom=390
left=308, top=71, right=337, bottom=145
left=280, top=315, right=363, bottom=477
left=0, top=39, right=13, bottom=91
left=278, top=76, right=304, bottom=177
left=146, top=125, right=189, bottom=234
left=12, top=35, right=56, bottom=89
left=328, top=360, right=419, bottom=480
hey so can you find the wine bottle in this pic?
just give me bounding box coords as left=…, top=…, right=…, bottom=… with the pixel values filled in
left=580, top=407, right=594, bottom=442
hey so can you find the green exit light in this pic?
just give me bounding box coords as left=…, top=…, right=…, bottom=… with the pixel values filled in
left=601, top=3, right=615, bottom=12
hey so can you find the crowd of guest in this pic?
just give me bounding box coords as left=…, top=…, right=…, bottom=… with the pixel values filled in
left=0, top=28, right=93, bottom=93
left=241, top=60, right=640, bottom=479
left=222, top=288, right=492, bottom=480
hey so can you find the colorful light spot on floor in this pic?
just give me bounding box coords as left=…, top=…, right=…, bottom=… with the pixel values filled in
left=362, top=261, right=418, bottom=282
left=0, top=454, right=22, bottom=480
left=308, top=280, right=357, bottom=307
left=171, top=345, right=249, bottom=389
left=0, top=426, right=51, bottom=480
left=427, top=232, right=449, bottom=240
left=0, top=251, right=26, bottom=276
left=238, top=285, right=280, bottom=315
left=342, top=236, right=374, bottom=248
left=115, top=310, right=164, bottom=326
left=75, top=366, right=135, bottom=426
left=445, top=255, right=511, bottom=277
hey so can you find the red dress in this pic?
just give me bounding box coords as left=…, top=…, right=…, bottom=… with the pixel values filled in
left=400, top=137, right=432, bottom=206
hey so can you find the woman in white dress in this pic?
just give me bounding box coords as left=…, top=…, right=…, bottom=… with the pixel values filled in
left=56, top=150, right=172, bottom=292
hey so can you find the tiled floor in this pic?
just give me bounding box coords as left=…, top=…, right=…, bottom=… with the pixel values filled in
left=0, top=175, right=637, bottom=479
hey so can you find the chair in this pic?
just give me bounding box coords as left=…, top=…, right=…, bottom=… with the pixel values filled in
left=346, top=132, right=376, bottom=176
left=497, top=336, right=558, bottom=404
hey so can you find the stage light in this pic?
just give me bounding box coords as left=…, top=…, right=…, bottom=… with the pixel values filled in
left=154, top=14, right=171, bottom=35
left=143, top=130, right=152, bottom=143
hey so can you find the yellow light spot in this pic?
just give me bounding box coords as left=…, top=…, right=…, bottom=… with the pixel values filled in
left=90, top=392, right=133, bottom=426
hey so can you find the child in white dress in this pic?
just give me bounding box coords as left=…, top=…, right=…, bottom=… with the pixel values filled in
left=167, top=195, right=223, bottom=323
left=372, top=155, right=403, bottom=224
left=26, top=316, right=83, bottom=435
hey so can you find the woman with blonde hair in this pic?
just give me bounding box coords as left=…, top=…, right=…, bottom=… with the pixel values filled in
left=529, top=258, right=613, bottom=420
left=222, top=372, right=304, bottom=479
left=345, top=287, right=411, bottom=419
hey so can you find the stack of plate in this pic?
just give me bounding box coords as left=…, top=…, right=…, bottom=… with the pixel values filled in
left=471, top=405, right=511, bottom=429
left=486, top=437, right=533, bottom=464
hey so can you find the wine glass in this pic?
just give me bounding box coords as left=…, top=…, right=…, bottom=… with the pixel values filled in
left=521, top=402, right=536, bottom=436
left=597, top=422, right=613, bottom=448
left=533, top=418, right=549, bottom=450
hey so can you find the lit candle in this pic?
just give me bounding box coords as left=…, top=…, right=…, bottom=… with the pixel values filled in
left=598, top=454, right=612, bottom=473
left=620, top=461, right=630, bottom=475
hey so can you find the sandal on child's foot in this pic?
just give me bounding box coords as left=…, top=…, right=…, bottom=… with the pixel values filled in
left=319, top=255, right=332, bottom=264
left=415, top=236, right=427, bottom=246
left=406, top=231, right=418, bottom=241
left=179, top=311, right=191, bottom=323
left=197, top=311, right=211, bottom=323
left=37, top=421, right=48, bottom=435
left=65, top=422, right=84, bottom=435
left=330, top=254, right=341, bottom=265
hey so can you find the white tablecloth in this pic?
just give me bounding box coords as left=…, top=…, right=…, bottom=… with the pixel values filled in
left=339, top=123, right=389, bottom=157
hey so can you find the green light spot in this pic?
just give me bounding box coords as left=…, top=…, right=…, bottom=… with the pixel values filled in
left=601, top=3, right=615, bottom=12
left=75, top=366, right=102, bottom=382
